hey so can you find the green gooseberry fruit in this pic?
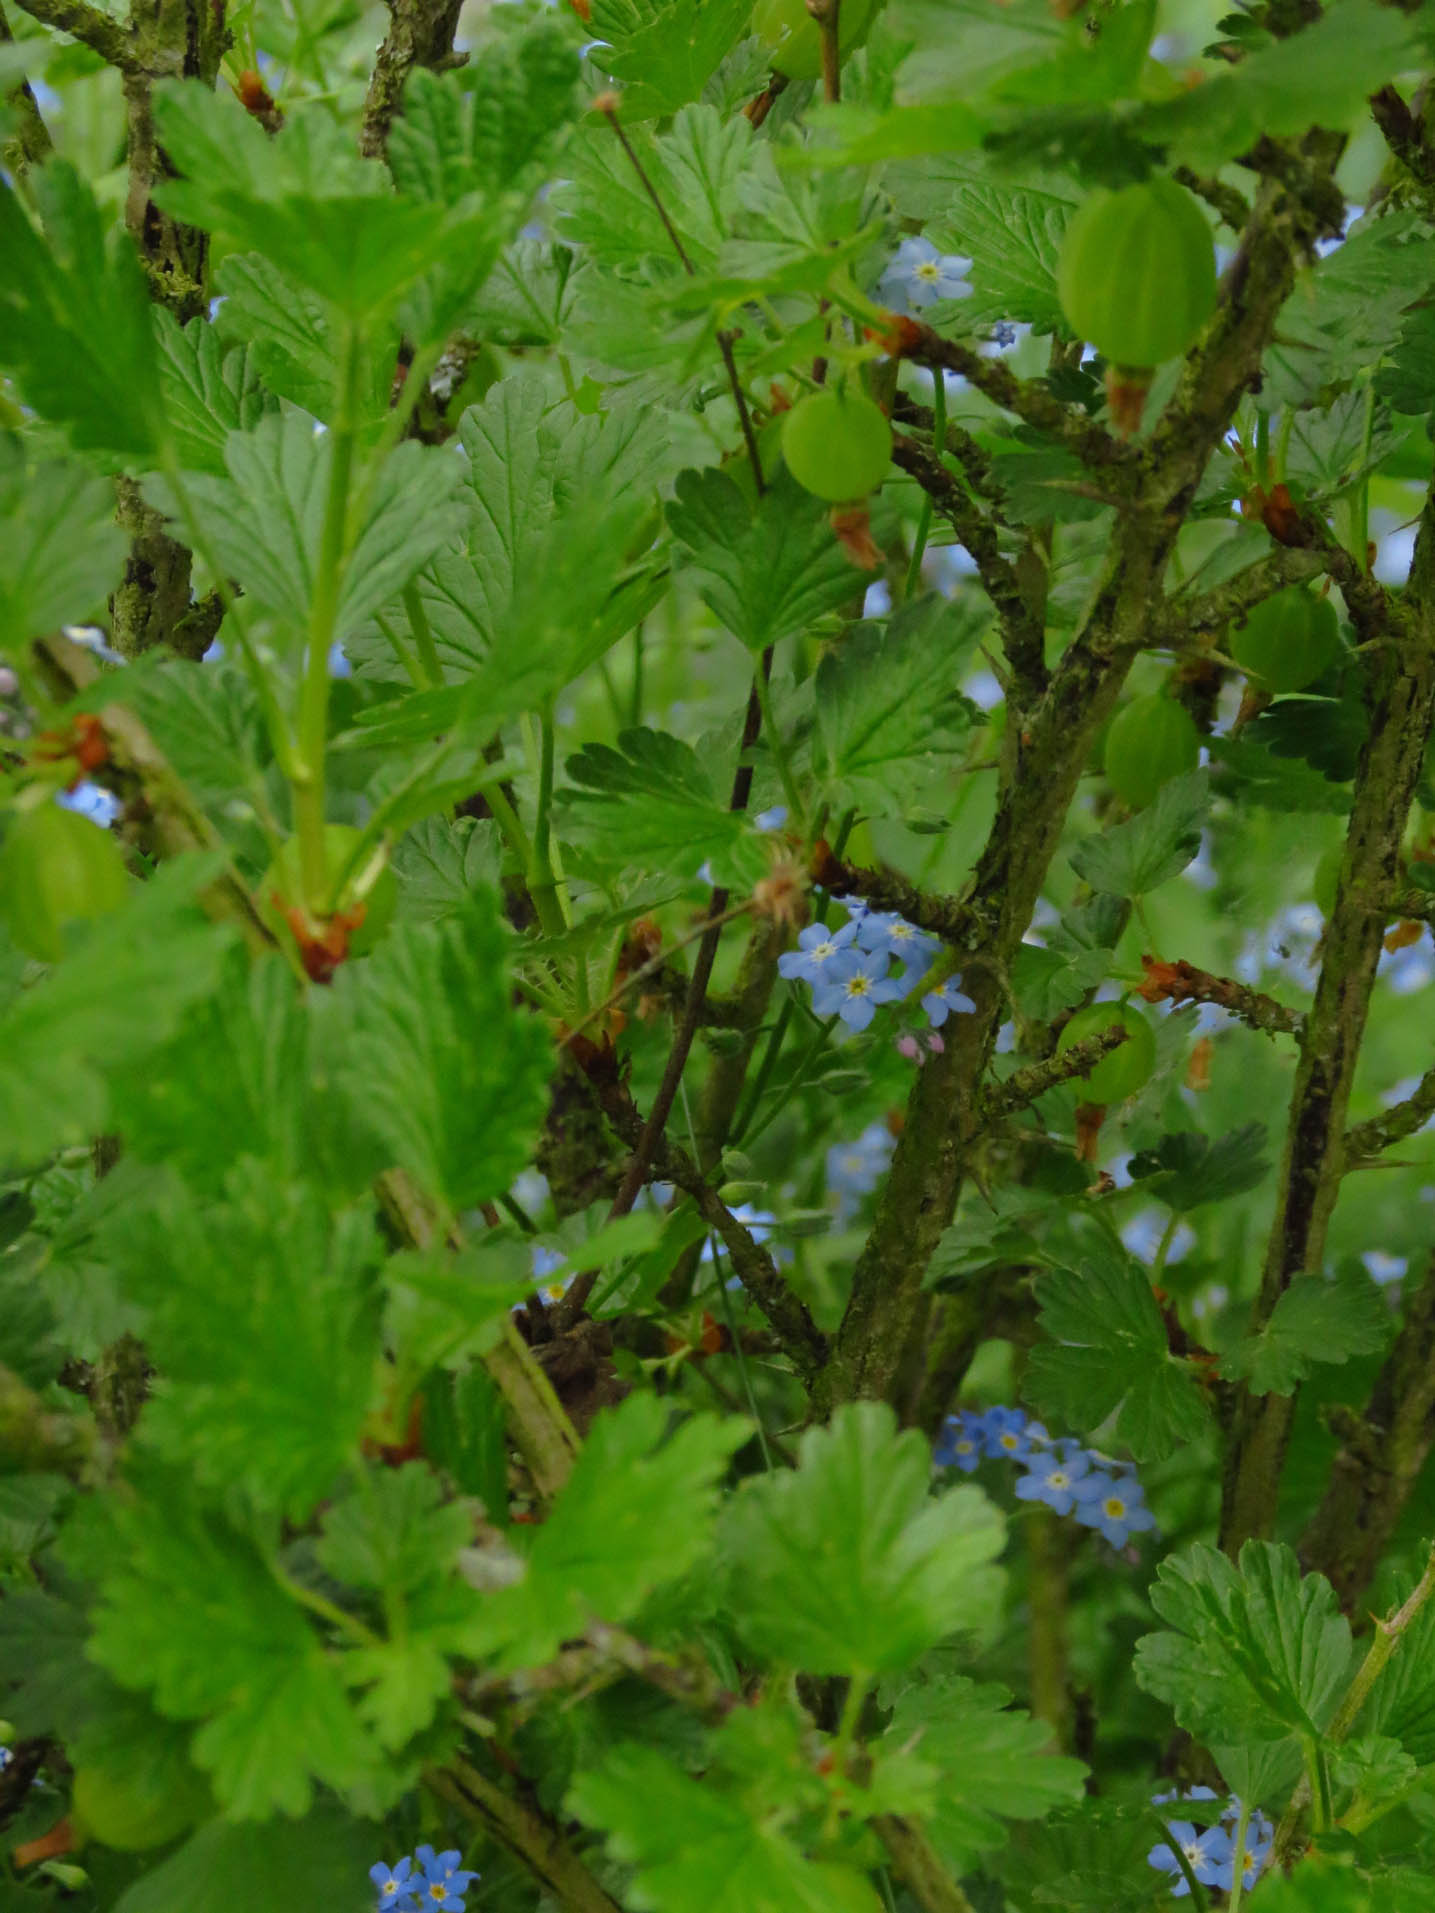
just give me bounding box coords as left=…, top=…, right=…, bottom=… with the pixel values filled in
left=71, top=1763, right=209, bottom=1853
left=261, top=823, right=397, bottom=957
left=0, top=802, right=129, bottom=962
left=1103, top=694, right=1201, bottom=809
left=1228, top=587, right=1340, bottom=694
left=1057, top=175, right=1217, bottom=369
left=1313, top=842, right=1344, bottom=917
left=780, top=388, right=892, bottom=503
left=751, top=0, right=880, bottom=80
left=1057, top=1001, right=1158, bottom=1105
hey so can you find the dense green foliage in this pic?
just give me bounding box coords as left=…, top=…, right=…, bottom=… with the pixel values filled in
left=3, top=1, right=1435, bottom=1910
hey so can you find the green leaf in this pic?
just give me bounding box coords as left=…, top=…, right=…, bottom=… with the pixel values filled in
left=993, top=1798, right=1173, bottom=1911
left=881, top=1677, right=1086, bottom=1873
left=0, top=161, right=164, bottom=455
left=588, top=0, right=751, bottom=119
left=323, top=890, right=552, bottom=1214
left=1067, top=771, right=1209, bottom=896
left=99, top=1165, right=383, bottom=1518
left=1362, top=1567, right=1435, bottom=1765
left=667, top=465, right=861, bottom=653
left=569, top=1742, right=883, bottom=1913
left=212, top=253, right=369, bottom=422
left=1377, top=302, right=1435, bottom=418
left=389, top=816, right=502, bottom=922
left=1133, top=1540, right=1354, bottom=1747
left=466, top=1393, right=747, bottom=1670
left=351, top=376, right=676, bottom=709
left=554, top=104, right=751, bottom=275
left=148, top=411, right=467, bottom=647
left=1135, top=1, right=1420, bottom=173
left=1218, top=1269, right=1393, bottom=1396
left=78, top=653, right=270, bottom=807
left=1022, top=1233, right=1211, bottom=1461
left=153, top=309, right=277, bottom=476
left=85, top=1472, right=373, bottom=1816
left=812, top=595, right=983, bottom=815
left=113, top=1801, right=378, bottom=1913
left=0, top=444, right=126, bottom=656
left=721, top=1401, right=1006, bottom=1676
left=388, top=26, right=579, bottom=207
left=562, top=727, right=763, bottom=889
left=0, top=857, right=232, bottom=1172
left=1126, top=1124, right=1271, bottom=1212
left=930, top=182, right=1077, bottom=335
left=152, top=85, right=455, bottom=320
left=1010, top=939, right=1110, bottom=1022
left=318, top=1464, right=478, bottom=1749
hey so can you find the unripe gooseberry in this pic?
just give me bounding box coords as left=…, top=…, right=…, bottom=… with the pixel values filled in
left=1057, top=1001, right=1157, bottom=1105
left=1057, top=176, right=1217, bottom=370
left=780, top=388, right=892, bottom=503
left=1103, top=694, right=1201, bottom=809
left=0, top=803, right=129, bottom=963
left=261, top=823, right=397, bottom=957
left=1228, top=587, right=1340, bottom=694
left=71, top=1763, right=209, bottom=1853
left=751, top=0, right=880, bottom=79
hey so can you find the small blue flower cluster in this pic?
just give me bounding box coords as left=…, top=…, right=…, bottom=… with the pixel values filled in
left=934, top=1406, right=1157, bottom=1549
left=0, top=1745, right=11, bottom=1772
left=827, top=1120, right=896, bottom=1224
left=371, top=1846, right=479, bottom=1911
left=1148, top=1790, right=1274, bottom=1898
left=778, top=897, right=975, bottom=1034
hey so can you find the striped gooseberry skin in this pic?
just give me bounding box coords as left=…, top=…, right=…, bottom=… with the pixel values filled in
left=1229, top=587, right=1340, bottom=693
left=1057, top=175, right=1217, bottom=370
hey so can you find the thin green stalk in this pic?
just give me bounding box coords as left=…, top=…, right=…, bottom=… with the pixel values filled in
left=403, top=579, right=444, bottom=688
left=1351, top=381, right=1376, bottom=574
left=525, top=706, right=568, bottom=934
left=730, top=1000, right=794, bottom=1145
left=158, top=448, right=297, bottom=778
left=631, top=622, right=645, bottom=725
left=1150, top=1210, right=1181, bottom=1285
left=485, top=779, right=533, bottom=870
left=1273, top=408, right=1295, bottom=485
left=824, top=1675, right=870, bottom=1838
left=753, top=664, right=805, bottom=829
left=679, top=1080, right=775, bottom=1472
left=905, top=370, right=946, bottom=596
left=1226, top=1799, right=1253, bottom=1913
left=295, top=319, right=363, bottom=913
left=373, top=611, right=427, bottom=690
left=740, top=1013, right=840, bottom=1150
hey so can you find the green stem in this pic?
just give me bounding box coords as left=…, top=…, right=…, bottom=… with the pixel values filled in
left=730, top=1000, right=794, bottom=1145
left=295, top=318, right=362, bottom=914
left=1226, top=1799, right=1253, bottom=1913
left=485, top=779, right=533, bottom=871
left=525, top=706, right=568, bottom=935
left=403, top=579, right=444, bottom=688
left=631, top=622, right=645, bottom=725
left=1254, top=408, right=1271, bottom=489
left=1351, top=381, right=1376, bottom=574
left=738, top=1012, right=839, bottom=1150
left=905, top=369, right=946, bottom=596
left=1273, top=408, right=1295, bottom=486
left=753, top=663, right=804, bottom=830
left=1150, top=1210, right=1181, bottom=1285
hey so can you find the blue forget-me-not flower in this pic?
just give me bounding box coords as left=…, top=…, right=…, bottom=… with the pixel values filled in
left=879, top=235, right=972, bottom=311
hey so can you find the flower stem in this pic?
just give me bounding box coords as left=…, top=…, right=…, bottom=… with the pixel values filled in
left=295, top=318, right=362, bottom=915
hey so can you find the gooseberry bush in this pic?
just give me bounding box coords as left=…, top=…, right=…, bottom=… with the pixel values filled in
left=4, top=0, right=1435, bottom=1909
